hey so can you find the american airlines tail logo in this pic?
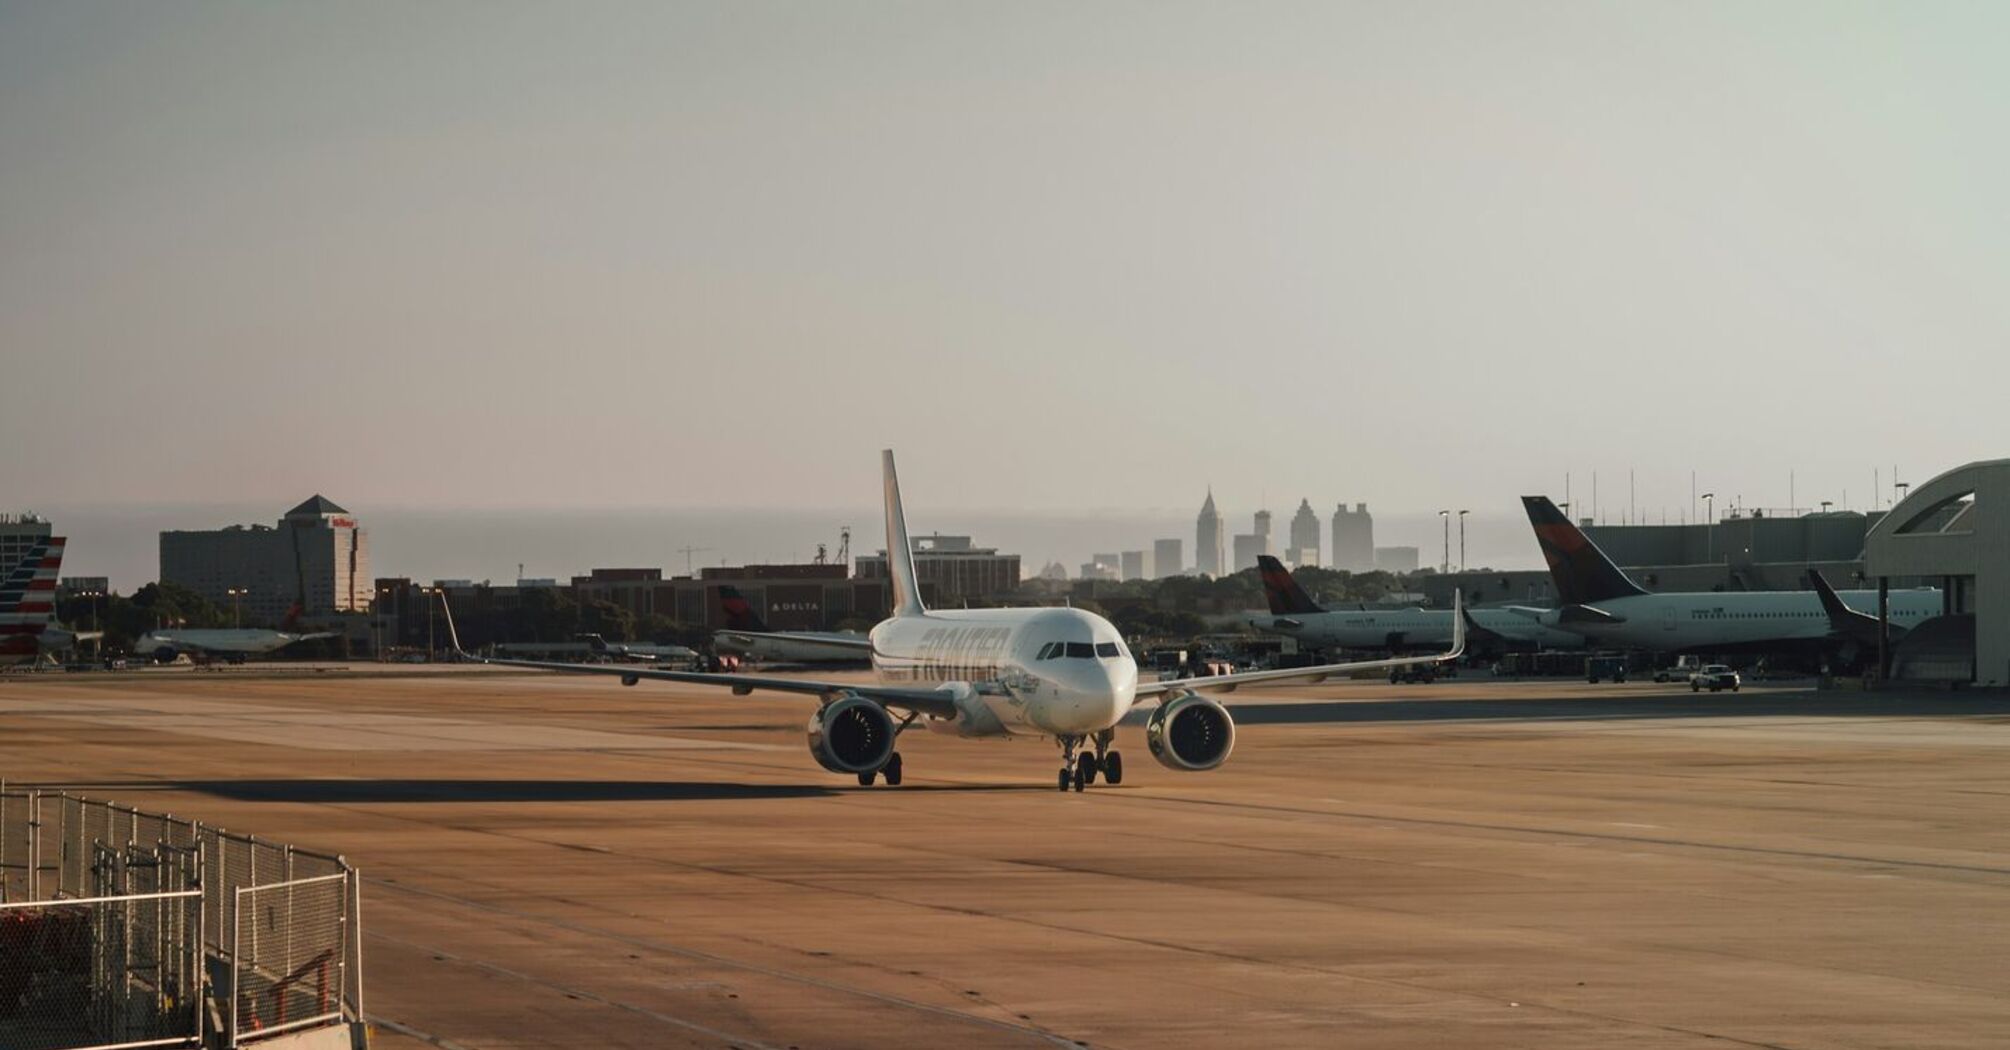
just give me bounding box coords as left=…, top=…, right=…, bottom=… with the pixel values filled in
left=0, top=538, right=64, bottom=654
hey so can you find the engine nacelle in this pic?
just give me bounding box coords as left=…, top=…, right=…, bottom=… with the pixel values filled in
left=807, top=695, right=897, bottom=775
left=1146, top=693, right=1236, bottom=772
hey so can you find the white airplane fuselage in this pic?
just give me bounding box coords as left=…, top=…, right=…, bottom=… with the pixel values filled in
left=869, top=606, right=1137, bottom=738
left=1538, top=589, right=1943, bottom=651
left=134, top=629, right=323, bottom=658
left=1254, top=607, right=1581, bottom=650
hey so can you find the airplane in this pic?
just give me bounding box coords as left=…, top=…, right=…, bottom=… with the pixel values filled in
left=441, top=451, right=1464, bottom=791
left=133, top=608, right=337, bottom=664
left=1, top=537, right=102, bottom=666
left=1519, top=495, right=1940, bottom=654
left=1249, top=555, right=1582, bottom=653
left=710, top=585, right=872, bottom=664
left=580, top=633, right=699, bottom=664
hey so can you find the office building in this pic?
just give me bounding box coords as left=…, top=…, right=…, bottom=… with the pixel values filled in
left=1288, top=499, right=1320, bottom=567
left=1333, top=503, right=1375, bottom=572
left=1196, top=491, right=1225, bottom=577
left=1153, top=538, right=1182, bottom=579
left=1375, top=545, right=1420, bottom=573
left=854, top=533, right=1021, bottom=606
left=1120, top=551, right=1146, bottom=581
left=160, top=496, right=370, bottom=624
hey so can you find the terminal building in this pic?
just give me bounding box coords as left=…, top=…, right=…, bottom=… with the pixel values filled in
left=1865, top=459, right=2009, bottom=687
left=159, top=496, right=371, bottom=624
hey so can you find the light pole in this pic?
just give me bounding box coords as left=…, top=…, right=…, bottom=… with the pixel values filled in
left=1457, top=510, right=1469, bottom=574
left=227, top=587, right=247, bottom=628
left=1895, top=481, right=1910, bottom=507
left=1700, top=493, right=1715, bottom=564
left=1438, top=510, right=1450, bottom=574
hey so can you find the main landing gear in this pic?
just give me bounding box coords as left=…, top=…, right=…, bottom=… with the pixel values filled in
left=1056, top=732, right=1123, bottom=792
left=856, top=751, right=903, bottom=787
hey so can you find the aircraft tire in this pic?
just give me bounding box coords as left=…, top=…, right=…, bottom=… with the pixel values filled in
left=1104, top=751, right=1124, bottom=785
left=1071, top=765, right=1087, bottom=792
left=1057, top=768, right=1071, bottom=792
left=857, top=769, right=876, bottom=787
left=883, top=752, right=903, bottom=786
left=1076, top=752, right=1098, bottom=787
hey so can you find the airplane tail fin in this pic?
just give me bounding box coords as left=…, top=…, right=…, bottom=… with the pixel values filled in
left=0, top=537, right=61, bottom=659
left=1521, top=496, right=1647, bottom=605
left=436, top=589, right=467, bottom=657
left=882, top=450, right=925, bottom=617
left=281, top=603, right=304, bottom=632
left=1808, top=568, right=1885, bottom=645
left=717, top=585, right=770, bottom=632
left=1256, top=555, right=1325, bottom=615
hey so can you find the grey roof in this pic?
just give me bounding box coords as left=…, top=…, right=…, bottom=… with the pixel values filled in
left=286, top=494, right=348, bottom=517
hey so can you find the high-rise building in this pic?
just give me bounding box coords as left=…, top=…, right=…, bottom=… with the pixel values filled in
left=1196, top=490, right=1225, bottom=577
left=159, top=496, right=371, bottom=623
left=1374, top=545, right=1420, bottom=573
left=1233, top=508, right=1274, bottom=572
left=1153, top=538, right=1182, bottom=579
left=1332, top=502, right=1375, bottom=572
left=1288, top=499, right=1321, bottom=567
left=1120, top=551, right=1145, bottom=581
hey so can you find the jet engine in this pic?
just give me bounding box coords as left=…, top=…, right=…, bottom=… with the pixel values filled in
left=1146, top=693, right=1236, bottom=771
left=806, top=695, right=897, bottom=775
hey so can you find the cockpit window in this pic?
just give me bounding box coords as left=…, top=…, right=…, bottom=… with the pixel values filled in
left=1036, top=642, right=1056, bottom=660
left=1065, top=642, right=1095, bottom=658
left=1095, top=642, right=1120, bottom=658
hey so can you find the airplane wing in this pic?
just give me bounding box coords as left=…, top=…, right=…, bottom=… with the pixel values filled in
left=715, top=629, right=875, bottom=652
left=437, top=594, right=957, bottom=718
left=1137, top=593, right=1466, bottom=699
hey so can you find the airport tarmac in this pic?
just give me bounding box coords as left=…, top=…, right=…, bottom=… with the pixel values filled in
left=5, top=667, right=2009, bottom=1049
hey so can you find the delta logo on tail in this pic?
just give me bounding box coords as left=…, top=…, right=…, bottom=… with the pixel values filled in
left=1255, top=555, right=1327, bottom=616
left=717, top=585, right=769, bottom=632
left=1519, top=497, right=1647, bottom=605
left=0, top=537, right=63, bottom=663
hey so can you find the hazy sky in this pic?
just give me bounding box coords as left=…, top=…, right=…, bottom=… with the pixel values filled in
left=4, top=2, right=2006, bottom=580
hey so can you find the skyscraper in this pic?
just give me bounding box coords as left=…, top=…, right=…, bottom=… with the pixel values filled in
left=1233, top=508, right=1273, bottom=571
left=1196, top=490, right=1225, bottom=577
left=1288, top=499, right=1321, bottom=566
left=1332, top=502, right=1374, bottom=572
left=1152, top=538, right=1182, bottom=579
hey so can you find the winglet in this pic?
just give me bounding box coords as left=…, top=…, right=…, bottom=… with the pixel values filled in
left=435, top=589, right=468, bottom=658
left=1256, top=555, right=1325, bottom=615
left=883, top=450, right=925, bottom=617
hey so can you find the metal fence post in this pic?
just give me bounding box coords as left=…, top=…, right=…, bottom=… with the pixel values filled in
left=231, top=885, right=243, bottom=1047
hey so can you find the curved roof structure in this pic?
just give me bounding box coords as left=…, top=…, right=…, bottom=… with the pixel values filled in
left=1865, top=459, right=2010, bottom=687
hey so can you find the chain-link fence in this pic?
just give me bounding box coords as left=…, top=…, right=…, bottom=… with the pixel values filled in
left=0, top=787, right=364, bottom=1049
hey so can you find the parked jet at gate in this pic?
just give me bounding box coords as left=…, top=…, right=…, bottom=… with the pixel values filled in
left=443, top=452, right=1463, bottom=790
left=710, top=586, right=871, bottom=664
left=1250, top=555, right=1582, bottom=653
left=1519, top=496, right=1940, bottom=654
left=133, top=615, right=337, bottom=664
